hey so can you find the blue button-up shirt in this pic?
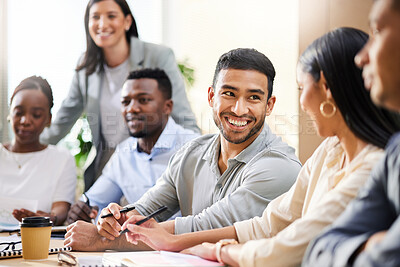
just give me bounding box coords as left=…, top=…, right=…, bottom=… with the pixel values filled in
left=85, top=117, right=199, bottom=213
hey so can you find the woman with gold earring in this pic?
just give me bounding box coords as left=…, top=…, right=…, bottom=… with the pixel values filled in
left=118, top=28, right=400, bottom=267
left=0, top=76, right=76, bottom=226
left=319, top=100, right=336, bottom=118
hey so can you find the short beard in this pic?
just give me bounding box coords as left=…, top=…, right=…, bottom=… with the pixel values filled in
left=213, top=112, right=265, bottom=144
left=129, top=131, right=147, bottom=138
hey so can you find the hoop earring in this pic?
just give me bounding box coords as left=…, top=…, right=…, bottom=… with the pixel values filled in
left=320, top=100, right=337, bottom=118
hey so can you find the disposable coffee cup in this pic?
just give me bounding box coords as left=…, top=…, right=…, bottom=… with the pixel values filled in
left=20, top=217, right=53, bottom=260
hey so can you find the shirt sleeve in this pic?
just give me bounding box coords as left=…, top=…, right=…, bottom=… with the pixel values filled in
left=174, top=150, right=301, bottom=234
left=354, top=216, right=400, bottom=267
left=85, top=152, right=124, bottom=212
left=234, top=154, right=313, bottom=242
left=52, top=149, right=77, bottom=205
left=236, top=144, right=383, bottom=267
left=304, top=151, right=397, bottom=267
left=40, top=70, right=84, bottom=145
left=155, top=48, right=200, bottom=134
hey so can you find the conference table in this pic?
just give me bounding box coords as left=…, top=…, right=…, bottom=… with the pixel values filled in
left=0, top=232, right=223, bottom=266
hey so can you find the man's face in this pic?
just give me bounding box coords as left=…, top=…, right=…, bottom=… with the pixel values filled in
left=209, top=69, right=275, bottom=146
left=121, top=78, right=172, bottom=138
left=355, top=0, right=400, bottom=111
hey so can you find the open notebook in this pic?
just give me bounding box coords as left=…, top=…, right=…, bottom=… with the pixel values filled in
left=0, top=234, right=71, bottom=259
left=102, top=251, right=225, bottom=267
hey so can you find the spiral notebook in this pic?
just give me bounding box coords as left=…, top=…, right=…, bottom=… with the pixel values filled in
left=0, top=234, right=72, bottom=259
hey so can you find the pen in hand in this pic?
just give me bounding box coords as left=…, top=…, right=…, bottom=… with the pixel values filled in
left=119, top=206, right=168, bottom=235
left=82, top=193, right=96, bottom=225
left=100, top=205, right=136, bottom=219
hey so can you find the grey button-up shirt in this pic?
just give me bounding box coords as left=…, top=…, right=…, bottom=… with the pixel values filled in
left=134, top=124, right=301, bottom=234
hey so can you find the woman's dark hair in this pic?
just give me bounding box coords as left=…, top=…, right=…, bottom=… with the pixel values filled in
left=299, top=27, right=400, bottom=149
left=76, top=0, right=139, bottom=76
left=10, top=76, right=54, bottom=112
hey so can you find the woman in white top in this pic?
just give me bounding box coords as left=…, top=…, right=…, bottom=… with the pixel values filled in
left=117, top=28, right=400, bottom=266
left=0, top=76, right=76, bottom=226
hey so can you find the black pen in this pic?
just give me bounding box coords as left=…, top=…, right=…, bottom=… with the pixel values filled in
left=82, top=193, right=96, bottom=225
left=119, top=206, right=168, bottom=235
left=100, top=205, right=136, bottom=219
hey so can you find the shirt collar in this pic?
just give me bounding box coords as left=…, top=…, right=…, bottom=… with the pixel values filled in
left=129, top=117, right=177, bottom=153
left=153, top=117, right=179, bottom=150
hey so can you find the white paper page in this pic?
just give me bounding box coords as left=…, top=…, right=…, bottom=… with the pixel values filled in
left=0, top=234, right=21, bottom=243
left=79, top=256, right=119, bottom=267
left=102, top=251, right=224, bottom=266
left=0, top=196, right=38, bottom=231
left=0, top=234, right=22, bottom=252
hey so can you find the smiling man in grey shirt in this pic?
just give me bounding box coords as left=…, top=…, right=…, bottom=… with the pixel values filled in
left=65, top=48, right=301, bottom=251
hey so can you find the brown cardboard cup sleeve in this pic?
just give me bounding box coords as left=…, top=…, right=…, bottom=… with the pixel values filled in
left=20, top=217, right=52, bottom=260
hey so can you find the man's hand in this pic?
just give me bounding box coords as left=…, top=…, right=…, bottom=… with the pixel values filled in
left=97, top=203, right=135, bottom=240
left=122, top=214, right=177, bottom=251
left=364, top=231, right=388, bottom=251
left=64, top=221, right=108, bottom=251
left=67, top=201, right=98, bottom=224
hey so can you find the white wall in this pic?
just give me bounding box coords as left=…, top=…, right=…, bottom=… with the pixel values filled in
left=7, top=0, right=87, bottom=115
left=0, top=0, right=8, bottom=143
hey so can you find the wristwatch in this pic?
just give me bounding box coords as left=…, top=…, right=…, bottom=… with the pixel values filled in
left=215, top=239, right=238, bottom=264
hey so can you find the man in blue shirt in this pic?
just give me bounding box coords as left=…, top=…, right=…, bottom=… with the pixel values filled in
left=67, top=68, right=198, bottom=223
left=303, top=0, right=400, bottom=266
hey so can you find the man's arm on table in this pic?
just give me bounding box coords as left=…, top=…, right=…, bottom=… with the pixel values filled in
left=64, top=221, right=151, bottom=252
left=123, top=214, right=238, bottom=252
left=172, top=154, right=299, bottom=234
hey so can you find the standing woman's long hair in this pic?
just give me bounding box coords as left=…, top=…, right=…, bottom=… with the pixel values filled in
left=76, top=0, right=139, bottom=76
left=298, top=27, right=400, bottom=149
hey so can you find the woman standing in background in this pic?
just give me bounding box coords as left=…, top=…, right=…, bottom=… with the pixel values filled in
left=40, top=0, right=199, bottom=191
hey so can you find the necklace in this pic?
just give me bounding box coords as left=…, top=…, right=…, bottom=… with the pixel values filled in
left=8, top=149, right=34, bottom=169
left=4, top=144, right=45, bottom=169
left=10, top=152, right=24, bottom=169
